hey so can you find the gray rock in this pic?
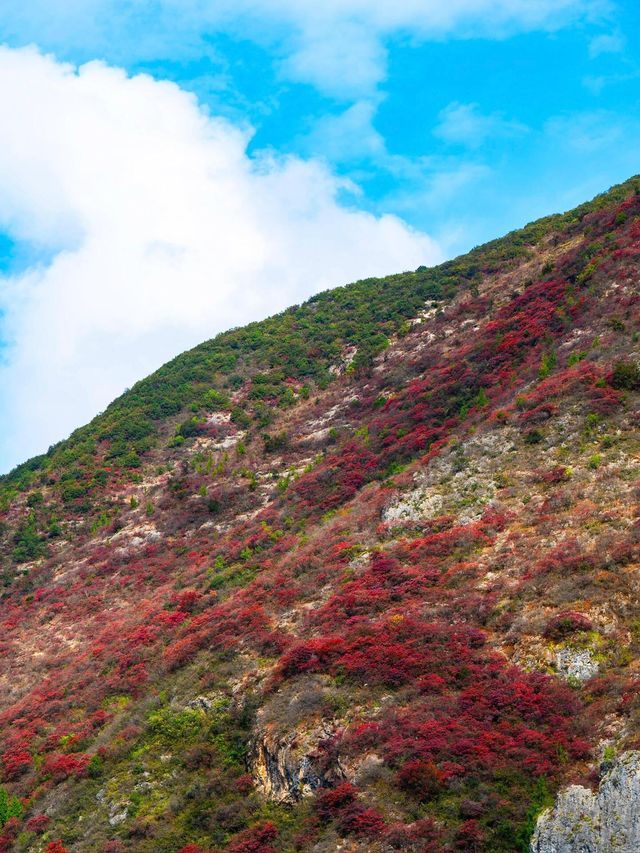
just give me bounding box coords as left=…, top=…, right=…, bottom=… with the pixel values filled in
left=186, top=695, right=214, bottom=712
left=382, top=486, right=443, bottom=523
left=108, top=802, right=129, bottom=826
left=556, top=647, right=599, bottom=682
left=531, top=751, right=640, bottom=852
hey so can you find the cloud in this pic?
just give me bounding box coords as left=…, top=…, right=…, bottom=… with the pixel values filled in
left=297, top=100, right=387, bottom=163
left=589, top=31, right=625, bottom=58
left=434, top=102, right=528, bottom=149
left=0, top=0, right=608, bottom=97
left=0, top=46, right=441, bottom=472
left=545, top=109, right=639, bottom=153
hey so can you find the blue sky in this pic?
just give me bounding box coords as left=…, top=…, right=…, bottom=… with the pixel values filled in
left=0, top=0, right=638, bottom=471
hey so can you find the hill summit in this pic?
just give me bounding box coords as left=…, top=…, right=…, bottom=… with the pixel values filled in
left=1, top=177, right=640, bottom=852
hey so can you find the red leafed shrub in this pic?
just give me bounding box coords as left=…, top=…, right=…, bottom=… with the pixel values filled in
left=277, top=636, right=347, bottom=680
left=234, top=773, right=254, bottom=794
left=163, top=633, right=207, bottom=670
left=170, top=589, right=204, bottom=612
left=589, top=384, right=623, bottom=414
left=278, top=616, right=487, bottom=689
left=397, top=759, right=446, bottom=800
left=315, top=783, right=358, bottom=820
left=25, top=815, right=50, bottom=834
left=2, top=748, right=32, bottom=779
left=0, top=818, right=20, bottom=850
left=225, top=821, right=278, bottom=853
left=43, top=753, right=90, bottom=782
left=344, top=664, right=590, bottom=794
left=290, top=441, right=379, bottom=513
left=544, top=611, right=594, bottom=640
left=453, top=820, right=486, bottom=851
left=532, top=538, right=595, bottom=577
left=316, top=783, right=386, bottom=838
left=340, top=806, right=386, bottom=837
left=519, top=402, right=557, bottom=423
left=407, top=523, right=492, bottom=561
left=535, top=465, right=571, bottom=484
left=45, top=843, right=69, bottom=853
left=177, top=846, right=208, bottom=853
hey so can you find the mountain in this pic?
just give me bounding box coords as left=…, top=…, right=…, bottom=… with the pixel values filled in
left=1, top=176, right=640, bottom=853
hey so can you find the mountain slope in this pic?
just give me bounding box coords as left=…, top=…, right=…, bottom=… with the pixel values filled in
left=1, top=176, right=640, bottom=853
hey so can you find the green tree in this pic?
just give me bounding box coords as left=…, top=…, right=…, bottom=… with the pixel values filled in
left=0, top=785, right=23, bottom=826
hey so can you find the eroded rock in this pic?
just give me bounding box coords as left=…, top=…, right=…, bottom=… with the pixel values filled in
left=555, top=647, right=599, bottom=682
left=249, top=721, right=346, bottom=803
left=382, top=486, right=443, bottom=523
left=531, top=751, right=640, bottom=852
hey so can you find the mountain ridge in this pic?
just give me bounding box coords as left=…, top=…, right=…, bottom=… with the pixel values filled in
left=0, top=176, right=640, bottom=852
left=4, top=174, right=638, bottom=491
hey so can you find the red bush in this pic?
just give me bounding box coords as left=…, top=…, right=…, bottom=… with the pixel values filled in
left=45, top=843, right=68, bottom=853
left=225, top=822, right=278, bottom=853
left=544, top=611, right=594, bottom=640
left=397, top=759, right=446, bottom=800
left=42, top=753, right=90, bottom=782
left=315, top=783, right=358, bottom=820
left=25, top=815, right=50, bottom=834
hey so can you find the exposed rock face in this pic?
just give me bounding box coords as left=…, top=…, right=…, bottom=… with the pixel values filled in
left=555, top=647, right=599, bottom=682
left=531, top=752, right=640, bottom=852
left=249, top=722, right=345, bottom=803
left=382, top=484, right=443, bottom=523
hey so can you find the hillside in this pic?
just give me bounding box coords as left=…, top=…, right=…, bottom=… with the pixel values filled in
left=0, top=176, right=640, bottom=853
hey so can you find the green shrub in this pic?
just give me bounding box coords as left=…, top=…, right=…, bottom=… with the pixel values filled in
left=147, top=708, right=204, bottom=744
left=524, top=429, right=544, bottom=445
left=611, top=360, right=640, bottom=391
left=0, top=786, right=23, bottom=826
left=12, top=513, right=46, bottom=563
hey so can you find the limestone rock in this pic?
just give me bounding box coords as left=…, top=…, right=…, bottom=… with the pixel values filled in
left=382, top=486, right=443, bottom=523
left=249, top=722, right=345, bottom=803
left=531, top=751, right=640, bottom=852
left=555, top=647, right=599, bottom=682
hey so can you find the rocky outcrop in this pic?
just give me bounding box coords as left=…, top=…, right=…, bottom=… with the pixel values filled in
left=531, top=751, right=640, bottom=852
left=555, top=647, right=599, bottom=682
left=249, top=722, right=346, bottom=803
left=382, top=484, right=443, bottom=524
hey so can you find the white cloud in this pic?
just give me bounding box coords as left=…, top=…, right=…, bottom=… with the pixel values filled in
left=434, top=102, right=528, bottom=149
left=0, top=46, right=440, bottom=472
left=297, top=100, right=387, bottom=163
left=0, top=0, right=608, bottom=97
left=545, top=109, right=639, bottom=153
left=589, top=31, right=625, bottom=58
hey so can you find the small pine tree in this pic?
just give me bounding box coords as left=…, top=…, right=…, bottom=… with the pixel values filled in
left=0, top=785, right=23, bottom=826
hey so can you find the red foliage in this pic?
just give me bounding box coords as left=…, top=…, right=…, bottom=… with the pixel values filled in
left=2, top=748, right=32, bottom=779
left=291, top=440, right=379, bottom=513
left=340, top=807, right=386, bottom=837
left=454, top=820, right=486, bottom=851
left=42, top=753, right=90, bottom=782
left=316, top=783, right=386, bottom=838
left=544, top=611, right=594, bottom=640
left=397, top=759, right=446, bottom=800
left=224, top=821, right=278, bottom=853
left=534, top=466, right=571, bottom=484
left=343, top=664, right=589, bottom=783
left=315, top=783, right=358, bottom=819
left=25, top=815, right=50, bottom=834
left=277, top=616, right=487, bottom=689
